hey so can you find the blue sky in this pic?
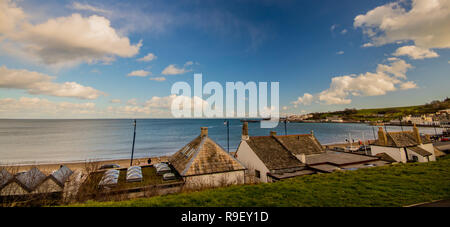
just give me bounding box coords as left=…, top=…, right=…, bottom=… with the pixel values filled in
left=0, top=0, right=449, bottom=118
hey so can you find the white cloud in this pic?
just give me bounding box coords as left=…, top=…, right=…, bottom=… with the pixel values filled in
left=400, top=81, right=418, bottom=90
left=127, top=70, right=150, bottom=77
left=149, top=77, right=166, bottom=81
left=137, top=53, right=157, bottom=62
left=110, top=99, right=121, bottom=104
left=161, top=61, right=194, bottom=75
left=337, top=51, right=345, bottom=55
left=0, top=1, right=141, bottom=67
left=341, top=29, right=348, bottom=35
left=354, top=0, right=450, bottom=50
left=70, top=2, right=111, bottom=14
left=393, top=45, right=439, bottom=60
left=292, top=93, right=314, bottom=106
left=294, top=59, right=416, bottom=105
left=0, top=97, right=98, bottom=118
left=0, top=66, right=103, bottom=99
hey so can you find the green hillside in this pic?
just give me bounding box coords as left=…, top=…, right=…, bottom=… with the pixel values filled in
left=310, top=98, right=450, bottom=122
left=68, top=156, right=450, bottom=207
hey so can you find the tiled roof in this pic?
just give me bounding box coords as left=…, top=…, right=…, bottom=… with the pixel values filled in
left=375, top=153, right=397, bottom=162
left=377, top=131, right=431, bottom=148
left=245, top=136, right=305, bottom=171
left=407, top=146, right=432, bottom=157
left=274, top=134, right=324, bottom=155
left=169, top=136, right=245, bottom=177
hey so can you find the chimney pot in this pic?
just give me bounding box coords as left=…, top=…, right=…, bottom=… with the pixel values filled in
left=200, top=127, right=208, bottom=137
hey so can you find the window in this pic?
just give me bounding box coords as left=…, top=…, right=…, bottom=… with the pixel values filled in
left=255, top=170, right=261, bottom=179
left=412, top=156, right=419, bottom=162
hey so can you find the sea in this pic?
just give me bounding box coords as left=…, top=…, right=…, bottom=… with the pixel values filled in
left=0, top=119, right=444, bottom=165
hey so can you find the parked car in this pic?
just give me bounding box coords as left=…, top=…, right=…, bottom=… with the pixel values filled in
left=99, top=164, right=121, bottom=170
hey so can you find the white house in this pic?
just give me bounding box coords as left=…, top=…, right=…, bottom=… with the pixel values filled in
left=169, top=127, right=246, bottom=188
left=370, top=125, right=436, bottom=163
left=234, top=123, right=321, bottom=183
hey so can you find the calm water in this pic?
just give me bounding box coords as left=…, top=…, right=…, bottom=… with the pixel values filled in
left=0, top=119, right=444, bottom=164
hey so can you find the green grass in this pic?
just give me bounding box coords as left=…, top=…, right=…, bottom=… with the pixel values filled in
left=69, top=156, right=450, bottom=207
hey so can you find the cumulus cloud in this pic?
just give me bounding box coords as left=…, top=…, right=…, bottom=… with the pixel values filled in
left=110, top=99, right=121, bottom=104
left=293, top=59, right=417, bottom=105
left=127, top=70, right=150, bottom=77
left=0, top=66, right=103, bottom=99
left=393, top=45, right=439, bottom=60
left=0, top=97, right=97, bottom=118
left=137, top=53, right=157, bottom=62
left=354, top=0, right=450, bottom=50
left=161, top=62, right=194, bottom=75
left=0, top=0, right=141, bottom=67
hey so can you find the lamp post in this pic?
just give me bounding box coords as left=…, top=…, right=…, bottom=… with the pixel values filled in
left=130, top=119, right=137, bottom=166
left=284, top=117, right=288, bottom=135
left=224, top=120, right=230, bottom=153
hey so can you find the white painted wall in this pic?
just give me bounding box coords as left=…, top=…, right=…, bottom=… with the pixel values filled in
left=419, top=143, right=436, bottom=161
left=371, top=146, right=406, bottom=163
left=235, top=141, right=271, bottom=183
left=184, top=170, right=245, bottom=188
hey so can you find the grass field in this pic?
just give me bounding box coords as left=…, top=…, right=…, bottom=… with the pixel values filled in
left=69, top=156, right=450, bottom=207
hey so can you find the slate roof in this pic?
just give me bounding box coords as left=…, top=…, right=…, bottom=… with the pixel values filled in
left=377, top=131, right=431, bottom=148
left=245, top=136, right=306, bottom=171
left=273, top=134, right=324, bottom=155
left=169, top=135, right=246, bottom=177
left=375, top=153, right=397, bottom=162
left=407, top=146, right=433, bottom=157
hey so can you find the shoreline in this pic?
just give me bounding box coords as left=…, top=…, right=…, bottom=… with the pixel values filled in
left=0, top=156, right=170, bottom=173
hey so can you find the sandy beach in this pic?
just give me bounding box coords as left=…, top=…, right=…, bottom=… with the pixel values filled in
left=0, top=156, right=170, bottom=173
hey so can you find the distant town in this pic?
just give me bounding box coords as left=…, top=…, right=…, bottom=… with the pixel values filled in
left=285, top=98, right=450, bottom=128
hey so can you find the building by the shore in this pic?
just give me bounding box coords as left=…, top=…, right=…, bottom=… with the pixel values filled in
left=235, top=122, right=388, bottom=183
left=370, top=125, right=436, bottom=163
left=169, top=127, right=246, bottom=187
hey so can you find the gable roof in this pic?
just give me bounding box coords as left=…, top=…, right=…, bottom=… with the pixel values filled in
left=407, top=146, right=433, bottom=157
left=377, top=131, right=431, bottom=148
left=245, top=136, right=305, bottom=171
left=375, top=153, right=397, bottom=163
left=169, top=136, right=245, bottom=177
left=273, top=134, right=324, bottom=155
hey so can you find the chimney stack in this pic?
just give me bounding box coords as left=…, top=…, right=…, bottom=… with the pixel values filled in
left=413, top=124, right=422, bottom=144
left=241, top=122, right=249, bottom=140
left=200, top=127, right=208, bottom=137
left=377, top=127, right=388, bottom=146
left=270, top=131, right=277, bottom=136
